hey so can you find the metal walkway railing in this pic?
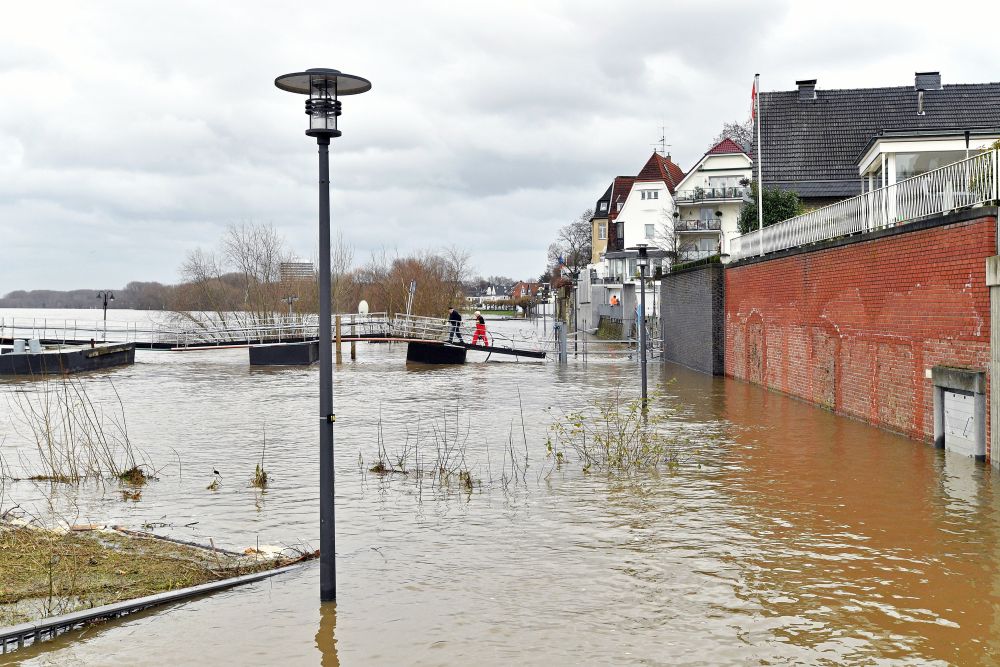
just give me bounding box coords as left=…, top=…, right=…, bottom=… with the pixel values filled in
left=0, top=313, right=392, bottom=349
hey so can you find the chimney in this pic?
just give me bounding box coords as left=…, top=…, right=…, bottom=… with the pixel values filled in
left=915, top=71, right=942, bottom=90
left=796, top=79, right=817, bottom=101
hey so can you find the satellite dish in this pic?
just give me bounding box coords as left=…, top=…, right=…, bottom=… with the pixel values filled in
left=358, top=300, right=369, bottom=315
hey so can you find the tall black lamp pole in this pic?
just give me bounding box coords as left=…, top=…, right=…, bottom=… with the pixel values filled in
left=628, top=245, right=649, bottom=408
left=275, top=67, right=371, bottom=602
left=96, top=291, right=114, bottom=341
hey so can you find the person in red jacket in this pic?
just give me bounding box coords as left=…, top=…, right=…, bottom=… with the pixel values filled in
left=471, top=311, right=489, bottom=346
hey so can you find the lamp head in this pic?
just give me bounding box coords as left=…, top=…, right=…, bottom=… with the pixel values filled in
left=275, top=68, right=372, bottom=138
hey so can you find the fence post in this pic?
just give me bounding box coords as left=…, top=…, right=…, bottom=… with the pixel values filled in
left=993, top=148, right=999, bottom=204
left=350, top=315, right=356, bottom=360
left=335, top=315, right=342, bottom=365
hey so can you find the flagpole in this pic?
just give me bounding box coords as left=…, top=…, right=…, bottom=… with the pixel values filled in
left=755, top=73, right=764, bottom=257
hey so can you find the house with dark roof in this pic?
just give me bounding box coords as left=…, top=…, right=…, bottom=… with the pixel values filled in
left=756, top=72, right=1000, bottom=207
left=671, top=138, right=753, bottom=259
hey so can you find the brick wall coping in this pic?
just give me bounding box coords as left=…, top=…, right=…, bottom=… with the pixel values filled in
left=667, top=261, right=725, bottom=277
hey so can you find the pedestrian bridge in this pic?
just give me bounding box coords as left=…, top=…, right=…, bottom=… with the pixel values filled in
left=0, top=313, right=547, bottom=359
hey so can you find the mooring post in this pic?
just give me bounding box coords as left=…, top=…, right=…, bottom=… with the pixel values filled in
left=335, top=315, right=342, bottom=365
left=350, top=314, right=356, bottom=360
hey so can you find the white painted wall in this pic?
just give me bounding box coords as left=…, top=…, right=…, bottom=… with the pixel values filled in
left=673, top=152, right=752, bottom=255
left=615, top=180, right=676, bottom=249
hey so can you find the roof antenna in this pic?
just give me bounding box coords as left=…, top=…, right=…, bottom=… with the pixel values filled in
left=652, top=123, right=671, bottom=158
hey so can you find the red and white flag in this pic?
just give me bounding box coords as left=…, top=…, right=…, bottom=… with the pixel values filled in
left=750, top=78, right=757, bottom=121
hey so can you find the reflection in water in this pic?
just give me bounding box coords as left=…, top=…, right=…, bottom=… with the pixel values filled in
left=2, top=313, right=1000, bottom=665
left=316, top=602, right=339, bottom=667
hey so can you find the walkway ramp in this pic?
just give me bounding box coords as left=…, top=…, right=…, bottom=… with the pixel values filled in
left=391, top=314, right=546, bottom=360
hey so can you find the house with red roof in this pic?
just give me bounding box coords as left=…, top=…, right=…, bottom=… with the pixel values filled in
left=671, top=138, right=753, bottom=259
left=601, top=151, right=684, bottom=282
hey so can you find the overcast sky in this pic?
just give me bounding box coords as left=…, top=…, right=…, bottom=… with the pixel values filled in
left=2, top=0, right=999, bottom=291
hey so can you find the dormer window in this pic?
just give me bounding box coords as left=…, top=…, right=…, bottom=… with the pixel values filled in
left=599, top=202, right=608, bottom=212
left=617, top=202, right=623, bottom=211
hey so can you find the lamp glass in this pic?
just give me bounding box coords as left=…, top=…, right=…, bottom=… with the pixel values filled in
left=308, top=76, right=338, bottom=134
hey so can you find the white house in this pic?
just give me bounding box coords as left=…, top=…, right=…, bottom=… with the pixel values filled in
left=604, top=151, right=685, bottom=282
left=670, top=138, right=753, bottom=259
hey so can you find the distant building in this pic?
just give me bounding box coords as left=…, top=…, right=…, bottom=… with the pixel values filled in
left=280, top=261, right=315, bottom=282
left=511, top=281, right=541, bottom=300
left=755, top=71, right=1000, bottom=207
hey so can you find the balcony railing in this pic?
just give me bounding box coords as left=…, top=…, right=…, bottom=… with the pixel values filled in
left=675, top=186, right=750, bottom=202
left=731, top=150, right=1000, bottom=260
left=675, top=219, right=722, bottom=232
left=677, top=249, right=716, bottom=262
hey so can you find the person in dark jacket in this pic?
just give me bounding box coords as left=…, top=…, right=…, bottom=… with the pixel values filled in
left=447, top=307, right=464, bottom=343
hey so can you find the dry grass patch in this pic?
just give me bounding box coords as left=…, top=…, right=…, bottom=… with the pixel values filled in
left=0, top=524, right=293, bottom=627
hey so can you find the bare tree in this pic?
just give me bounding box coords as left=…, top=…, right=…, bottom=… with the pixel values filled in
left=171, top=222, right=291, bottom=328
left=547, top=209, right=594, bottom=280
left=654, top=207, right=704, bottom=270
left=711, top=119, right=753, bottom=153
left=223, top=222, right=290, bottom=323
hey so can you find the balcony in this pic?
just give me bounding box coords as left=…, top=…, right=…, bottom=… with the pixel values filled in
left=675, top=219, right=722, bottom=232
left=674, top=186, right=750, bottom=202
left=677, top=249, right=716, bottom=262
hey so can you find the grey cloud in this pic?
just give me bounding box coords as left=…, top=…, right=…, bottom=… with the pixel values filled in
left=3, top=0, right=1000, bottom=291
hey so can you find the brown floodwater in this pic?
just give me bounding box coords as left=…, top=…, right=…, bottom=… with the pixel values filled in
left=2, top=311, right=1000, bottom=665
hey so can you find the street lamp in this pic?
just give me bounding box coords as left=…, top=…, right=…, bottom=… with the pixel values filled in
left=275, top=67, right=371, bottom=602
left=96, top=291, right=114, bottom=342
left=628, top=244, right=649, bottom=409
left=282, top=295, right=299, bottom=318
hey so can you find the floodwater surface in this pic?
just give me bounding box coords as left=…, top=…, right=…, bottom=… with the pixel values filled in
left=2, top=310, right=1000, bottom=665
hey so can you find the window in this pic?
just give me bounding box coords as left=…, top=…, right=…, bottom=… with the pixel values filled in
left=644, top=224, right=655, bottom=239
left=598, top=222, right=607, bottom=240
left=616, top=201, right=623, bottom=211
left=599, top=201, right=608, bottom=212
left=895, top=151, right=972, bottom=181
left=640, top=190, right=659, bottom=200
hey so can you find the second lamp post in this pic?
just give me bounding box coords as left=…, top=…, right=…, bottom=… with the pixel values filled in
left=96, top=290, right=114, bottom=341
left=628, top=244, right=649, bottom=408
left=274, top=67, right=371, bottom=602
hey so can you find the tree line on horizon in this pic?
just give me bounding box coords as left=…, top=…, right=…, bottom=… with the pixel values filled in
left=1, top=223, right=527, bottom=320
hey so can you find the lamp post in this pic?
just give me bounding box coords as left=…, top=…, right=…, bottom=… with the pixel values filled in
left=275, top=67, right=371, bottom=602
left=628, top=244, right=649, bottom=409
left=96, top=291, right=114, bottom=341
left=282, top=295, right=299, bottom=318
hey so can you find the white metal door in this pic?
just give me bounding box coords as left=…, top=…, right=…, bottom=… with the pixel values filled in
left=944, top=389, right=976, bottom=457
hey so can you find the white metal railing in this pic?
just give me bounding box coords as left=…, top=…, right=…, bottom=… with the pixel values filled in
left=732, top=150, right=999, bottom=260
left=675, top=186, right=751, bottom=202
left=0, top=313, right=393, bottom=348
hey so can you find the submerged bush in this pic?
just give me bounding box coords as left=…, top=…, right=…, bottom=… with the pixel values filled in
left=546, top=389, right=681, bottom=473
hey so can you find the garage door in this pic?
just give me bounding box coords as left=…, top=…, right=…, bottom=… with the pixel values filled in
left=944, top=389, right=976, bottom=457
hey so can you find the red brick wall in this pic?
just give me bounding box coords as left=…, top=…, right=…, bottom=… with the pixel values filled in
left=725, top=214, right=996, bottom=444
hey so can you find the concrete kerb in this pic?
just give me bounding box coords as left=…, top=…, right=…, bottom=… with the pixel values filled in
left=0, top=562, right=306, bottom=654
